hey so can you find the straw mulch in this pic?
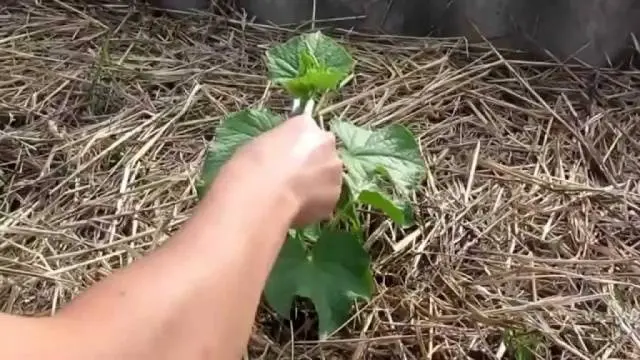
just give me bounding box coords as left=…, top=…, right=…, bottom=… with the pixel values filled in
left=1, top=1, right=640, bottom=359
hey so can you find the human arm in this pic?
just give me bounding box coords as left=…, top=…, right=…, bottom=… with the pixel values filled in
left=0, top=114, right=342, bottom=360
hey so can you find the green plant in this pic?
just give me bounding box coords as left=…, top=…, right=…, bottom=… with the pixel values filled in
left=504, top=329, right=541, bottom=360
left=197, top=32, right=426, bottom=338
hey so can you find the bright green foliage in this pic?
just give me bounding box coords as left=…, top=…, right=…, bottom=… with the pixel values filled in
left=504, top=329, right=540, bottom=360
left=197, top=31, right=426, bottom=338
left=331, top=120, right=424, bottom=226
left=264, top=230, right=373, bottom=338
left=331, top=120, right=425, bottom=196
left=266, top=31, right=354, bottom=99
left=196, top=109, right=282, bottom=199
left=358, top=188, right=414, bottom=226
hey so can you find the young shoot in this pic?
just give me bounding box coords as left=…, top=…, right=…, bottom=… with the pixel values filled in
left=197, top=31, right=426, bottom=339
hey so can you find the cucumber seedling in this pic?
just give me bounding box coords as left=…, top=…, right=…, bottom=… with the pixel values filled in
left=197, top=32, right=426, bottom=339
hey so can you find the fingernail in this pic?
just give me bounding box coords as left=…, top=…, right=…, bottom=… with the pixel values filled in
left=303, top=99, right=315, bottom=116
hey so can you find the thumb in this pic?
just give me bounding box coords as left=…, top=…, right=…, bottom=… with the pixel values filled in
left=289, top=115, right=327, bottom=159
left=289, top=113, right=321, bottom=130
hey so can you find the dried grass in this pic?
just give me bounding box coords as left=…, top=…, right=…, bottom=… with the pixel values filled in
left=1, top=1, right=640, bottom=359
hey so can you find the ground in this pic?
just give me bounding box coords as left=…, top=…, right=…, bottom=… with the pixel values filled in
left=1, top=1, right=640, bottom=359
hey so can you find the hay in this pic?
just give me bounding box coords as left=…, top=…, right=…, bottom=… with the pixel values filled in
left=1, top=1, right=640, bottom=359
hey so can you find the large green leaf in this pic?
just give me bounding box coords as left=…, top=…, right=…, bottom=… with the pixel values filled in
left=331, top=120, right=425, bottom=194
left=196, top=109, right=282, bottom=198
left=266, top=31, right=354, bottom=99
left=358, top=186, right=413, bottom=226
left=330, top=120, right=425, bottom=224
left=264, top=230, right=373, bottom=339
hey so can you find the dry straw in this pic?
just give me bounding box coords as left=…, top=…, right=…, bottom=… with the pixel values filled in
left=1, top=1, right=640, bottom=359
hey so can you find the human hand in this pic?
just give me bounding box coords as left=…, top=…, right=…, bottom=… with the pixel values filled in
left=219, top=114, right=343, bottom=228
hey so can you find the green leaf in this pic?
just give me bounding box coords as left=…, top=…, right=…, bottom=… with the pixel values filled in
left=266, top=31, right=354, bottom=99
left=264, top=230, right=373, bottom=338
left=289, top=224, right=323, bottom=243
left=332, top=119, right=425, bottom=192
left=358, top=187, right=413, bottom=226
left=299, top=223, right=323, bottom=242
left=196, top=109, right=282, bottom=198
left=504, top=329, right=540, bottom=360
left=331, top=120, right=424, bottom=226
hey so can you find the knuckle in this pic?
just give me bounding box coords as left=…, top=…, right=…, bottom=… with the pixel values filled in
left=325, top=131, right=336, bottom=143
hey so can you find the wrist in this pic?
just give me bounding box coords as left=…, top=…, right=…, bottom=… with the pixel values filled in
left=200, top=162, right=299, bottom=228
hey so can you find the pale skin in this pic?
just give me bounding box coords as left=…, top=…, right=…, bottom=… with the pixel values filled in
left=0, top=114, right=343, bottom=360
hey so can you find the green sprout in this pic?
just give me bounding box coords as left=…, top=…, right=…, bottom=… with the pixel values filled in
left=197, top=31, right=426, bottom=339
